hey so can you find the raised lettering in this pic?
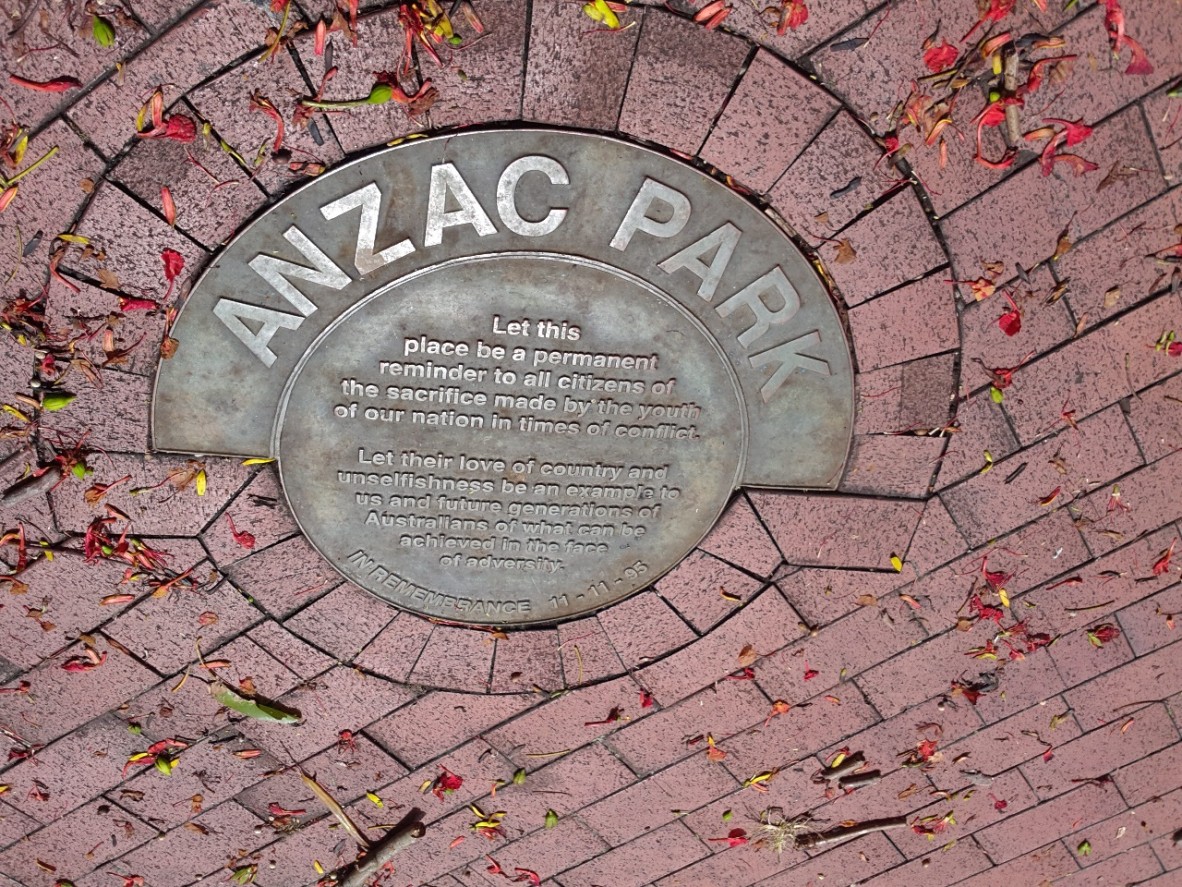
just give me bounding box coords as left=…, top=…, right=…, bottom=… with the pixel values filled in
left=657, top=222, right=741, bottom=301
left=347, top=549, right=378, bottom=572
left=320, top=182, right=415, bottom=275
left=609, top=178, right=691, bottom=251
left=716, top=266, right=801, bottom=348
left=212, top=300, right=304, bottom=367
left=749, top=331, right=832, bottom=401
left=248, top=225, right=350, bottom=317
left=496, top=156, right=569, bottom=237
left=424, top=162, right=497, bottom=247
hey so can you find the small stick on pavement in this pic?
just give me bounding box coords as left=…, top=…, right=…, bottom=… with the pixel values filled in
left=836, top=770, right=883, bottom=791
left=812, top=751, right=865, bottom=785
left=1003, top=49, right=1022, bottom=148
left=758, top=808, right=907, bottom=854
left=0, top=464, right=60, bottom=506
left=303, top=768, right=426, bottom=886
left=795, top=816, right=909, bottom=850
left=339, top=815, right=426, bottom=887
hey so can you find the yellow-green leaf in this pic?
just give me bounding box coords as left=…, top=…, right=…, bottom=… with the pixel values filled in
left=743, top=769, right=777, bottom=788
left=41, top=392, right=76, bottom=411
left=890, top=554, right=903, bottom=572
left=583, top=0, right=620, bottom=28
left=241, top=457, right=275, bottom=466
left=92, top=14, right=116, bottom=47
left=209, top=682, right=301, bottom=724
left=11, top=133, right=27, bottom=166
left=544, top=809, right=558, bottom=829
left=195, top=468, right=207, bottom=496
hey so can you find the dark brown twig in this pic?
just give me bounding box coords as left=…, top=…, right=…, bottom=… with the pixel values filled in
left=837, top=770, right=883, bottom=791
left=794, top=815, right=909, bottom=849
left=813, top=751, right=865, bottom=784
left=339, top=815, right=425, bottom=887
left=0, top=465, right=61, bottom=507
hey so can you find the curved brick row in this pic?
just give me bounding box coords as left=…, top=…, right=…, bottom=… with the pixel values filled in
left=3, top=1, right=962, bottom=697
left=1, top=2, right=1181, bottom=887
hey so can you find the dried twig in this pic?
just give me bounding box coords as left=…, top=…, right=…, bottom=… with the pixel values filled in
left=339, top=816, right=425, bottom=887
left=300, top=769, right=371, bottom=849
left=836, top=770, right=883, bottom=791
left=795, top=816, right=909, bottom=849
left=815, top=751, right=865, bottom=783
left=0, top=465, right=60, bottom=506
left=758, top=807, right=907, bottom=853
left=1002, top=49, right=1022, bottom=148
left=302, top=768, right=426, bottom=887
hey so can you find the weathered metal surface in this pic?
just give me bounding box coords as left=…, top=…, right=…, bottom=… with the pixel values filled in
left=153, top=129, right=854, bottom=624
left=278, top=254, right=744, bottom=622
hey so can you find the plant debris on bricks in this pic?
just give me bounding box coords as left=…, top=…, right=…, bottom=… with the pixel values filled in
left=0, top=2, right=1180, bottom=886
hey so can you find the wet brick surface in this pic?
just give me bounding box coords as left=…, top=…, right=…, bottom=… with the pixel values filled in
left=1, top=2, right=1180, bottom=885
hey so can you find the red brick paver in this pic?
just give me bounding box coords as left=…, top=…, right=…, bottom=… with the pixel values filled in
left=2, top=2, right=1180, bottom=886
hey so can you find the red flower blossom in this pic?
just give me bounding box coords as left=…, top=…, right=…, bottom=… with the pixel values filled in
left=431, top=766, right=463, bottom=800
left=1152, top=540, right=1175, bottom=576
left=923, top=41, right=959, bottom=73
left=778, top=0, right=808, bottom=33
left=1043, top=117, right=1094, bottom=147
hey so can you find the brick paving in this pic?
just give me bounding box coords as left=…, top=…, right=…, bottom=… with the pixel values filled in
left=1, top=1, right=1181, bottom=886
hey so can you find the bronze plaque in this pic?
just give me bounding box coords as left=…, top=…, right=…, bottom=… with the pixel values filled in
left=153, top=130, right=854, bottom=625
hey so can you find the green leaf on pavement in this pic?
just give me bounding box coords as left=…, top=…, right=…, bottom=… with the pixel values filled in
left=209, top=681, right=301, bottom=724
left=42, top=392, right=76, bottom=411
left=92, top=15, right=116, bottom=47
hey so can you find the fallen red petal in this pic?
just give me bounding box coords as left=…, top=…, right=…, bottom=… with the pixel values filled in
left=161, top=248, right=185, bottom=283
left=999, top=309, right=1022, bottom=336
left=923, top=41, right=959, bottom=73
left=1151, top=540, right=1175, bottom=575
left=8, top=74, right=83, bottom=92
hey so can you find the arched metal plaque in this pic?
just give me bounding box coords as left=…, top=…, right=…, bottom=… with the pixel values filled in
left=153, top=130, right=853, bottom=625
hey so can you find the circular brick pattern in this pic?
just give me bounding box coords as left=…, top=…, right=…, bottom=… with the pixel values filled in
left=3, top=2, right=1181, bottom=886
left=11, top=3, right=958, bottom=696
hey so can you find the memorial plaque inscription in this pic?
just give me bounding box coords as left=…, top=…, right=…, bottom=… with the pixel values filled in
left=153, top=130, right=854, bottom=625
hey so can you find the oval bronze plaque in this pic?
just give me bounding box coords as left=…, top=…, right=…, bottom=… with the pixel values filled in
left=278, top=254, right=745, bottom=621
left=153, top=129, right=854, bottom=625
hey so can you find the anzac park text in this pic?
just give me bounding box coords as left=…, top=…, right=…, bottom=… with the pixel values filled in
left=211, top=154, right=833, bottom=400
